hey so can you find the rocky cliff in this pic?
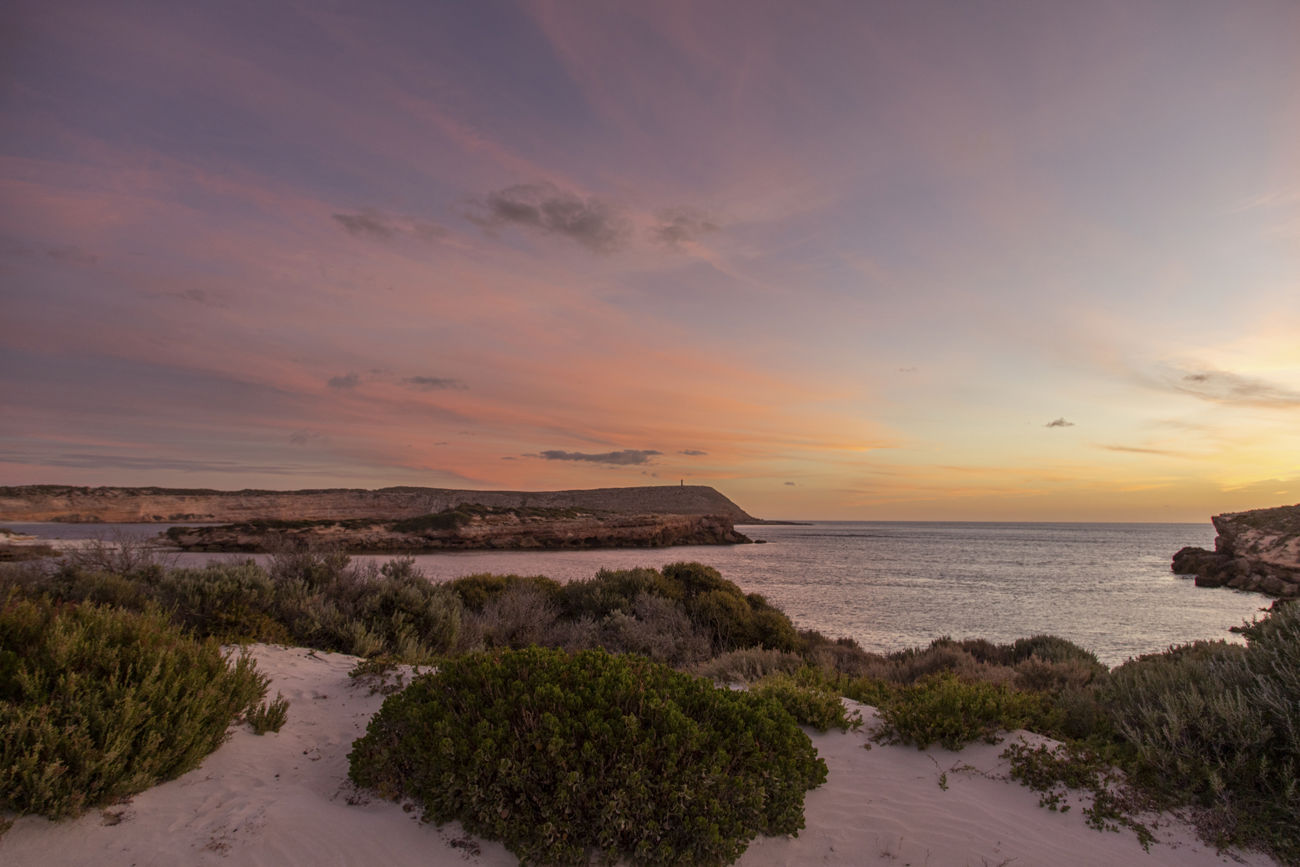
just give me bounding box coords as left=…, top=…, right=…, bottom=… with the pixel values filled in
left=163, top=505, right=751, bottom=553
left=1172, top=503, right=1300, bottom=598
left=0, top=484, right=759, bottom=524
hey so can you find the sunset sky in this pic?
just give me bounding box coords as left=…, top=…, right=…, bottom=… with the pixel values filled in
left=3, top=1, right=1298, bottom=521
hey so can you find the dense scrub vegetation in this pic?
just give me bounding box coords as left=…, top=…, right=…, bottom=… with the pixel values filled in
left=3, top=543, right=1296, bottom=862
left=348, top=647, right=826, bottom=865
left=0, top=596, right=269, bottom=818
left=1, top=546, right=462, bottom=660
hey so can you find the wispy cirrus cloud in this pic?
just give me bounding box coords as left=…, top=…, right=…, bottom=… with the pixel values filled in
left=327, top=372, right=360, bottom=389
left=1152, top=366, right=1300, bottom=408
left=288, top=429, right=326, bottom=446
left=1099, top=444, right=1183, bottom=457
left=651, top=208, right=720, bottom=248
left=332, top=208, right=447, bottom=243
left=0, top=449, right=303, bottom=474
left=46, top=245, right=98, bottom=265
left=473, top=183, right=629, bottom=252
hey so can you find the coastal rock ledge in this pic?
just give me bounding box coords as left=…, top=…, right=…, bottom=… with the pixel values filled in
left=163, top=507, right=751, bottom=553
left=1172, top=503, right=1300, bottom=598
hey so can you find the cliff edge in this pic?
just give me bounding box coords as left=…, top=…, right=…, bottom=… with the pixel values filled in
left=1172, top=503, right=1300, bottom=598
left=0, top=484, right=759, bottom=524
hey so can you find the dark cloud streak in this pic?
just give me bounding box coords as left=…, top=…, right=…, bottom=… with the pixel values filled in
left=535, top=448, right=661, bottom=465
left=1100, top=444, right=1182, bottom=457
left=652, top=208, right=720, bottom=248
left=475, top=183, right=629, bottom=253
left=402, top=376, right=467, bottom=391
left=332, top=209, right=446, bottom=244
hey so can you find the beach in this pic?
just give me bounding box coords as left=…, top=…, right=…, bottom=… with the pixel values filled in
left=0, top=644, right=1277, bottom=867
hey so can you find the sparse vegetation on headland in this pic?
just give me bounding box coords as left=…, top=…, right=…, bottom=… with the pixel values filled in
left=1, top=543, right=1295, bottom=863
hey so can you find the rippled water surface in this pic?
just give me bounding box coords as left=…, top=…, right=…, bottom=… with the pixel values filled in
left=10, top=520, right=1269, bottom=666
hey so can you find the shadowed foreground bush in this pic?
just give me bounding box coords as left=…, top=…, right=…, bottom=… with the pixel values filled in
left=0, top=597, right=268, bottom=818
left=752, top=668, right=862, bottom=732
left=3, top=550, right=462, bottom=663
left=873, top=671, right=1052, bottom=750
left=348, top=647, right=827, bottom=866
left=1105, top=602, right=1300, bottom=863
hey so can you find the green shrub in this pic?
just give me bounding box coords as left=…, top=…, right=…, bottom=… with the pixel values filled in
left=246, top=693, right=290, bottom=735
left=391, top=505, right=479, bottom=533
left=555, top=564, right=798, bottom=658
left=265, top=544, right=351, bottom=592
left=330, top=559, right=461, bottom=659
left=1106, top=605, right=1300, bottom=862
left=349, top=647, right=827, bottom=865
left=752, top=669, right=862, bottom=732
left=835, top=675, right=898, bottom=710
left=1105, top=640, right=1258, bottom=793
left=560, top=567, right=681, bottom=619
left=0, top=597, right=267, bottom=818
left=1013, top=656, right=1106, bottom=693
left=155, top=561, right=288, bottom=642
left=797, top=629, right=882, bottom=677
left=1010, top=635, right=1105, bottom=669
left=596, top=592, right=712, bottom=666
left=874, top=672, right=1048, bottom=750
left=446, top=572, right=563, bottom=612
left=1003, top=741, right=1154, bottom=849
left=693, top=647, right=806, bottom=683
left=17, top=553, right=461, bottom=663
left=40, top=567, right=154, bottom=611
left=460, top=583, right=562, bottom=650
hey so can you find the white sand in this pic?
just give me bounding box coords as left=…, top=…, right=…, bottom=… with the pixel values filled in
left=0, top=645, right=1279, bottom=867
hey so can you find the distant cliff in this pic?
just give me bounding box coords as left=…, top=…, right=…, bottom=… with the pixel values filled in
left=0, top=484, right=759, bottom=524
left=164, top=505, right=751, bottom=553
left=1172, top=504, right=1300, bottom=598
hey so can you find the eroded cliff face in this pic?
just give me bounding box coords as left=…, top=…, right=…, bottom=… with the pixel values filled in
left=0, top=484, right=759, bottom=524
left=1172, top=504, right=1300, bottom=598
left=164, top=508, right=752, bottom=553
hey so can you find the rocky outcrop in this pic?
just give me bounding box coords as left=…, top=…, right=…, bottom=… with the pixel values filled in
left=0, top=484, right=759, bottom=524
left=162, top=506, right=752, bottom=553
left=1172, top=504, right=1300, bottom=598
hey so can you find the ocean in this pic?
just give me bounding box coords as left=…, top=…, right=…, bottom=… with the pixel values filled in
left=8, top=520, right=1267, bottom=667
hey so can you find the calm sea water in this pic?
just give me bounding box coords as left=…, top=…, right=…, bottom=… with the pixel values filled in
left=7, top=521, right=1268, bottom=666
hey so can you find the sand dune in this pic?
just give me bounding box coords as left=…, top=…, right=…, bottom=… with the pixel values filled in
left=0, top=646, right=1277, bottom=867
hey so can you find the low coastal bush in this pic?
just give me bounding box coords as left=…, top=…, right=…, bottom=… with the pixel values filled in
left=752, top=669, right=863, bottom=732
left=446, top=572, right=563, bottom=611
left=1003, top=741, right=1155, bottom=849
left=1105, top=604, right=1300, bottom=862
left=692, top=646, right=806, bottom=682
left=447, top=563, right=799, bottom=663
left=873, top=672, right=1050, bottom=750
left=348, top=647, right=827, bottom=865
left=0, top=597, right=267, bottom=818
left=6, top=550, right=462, bottom=662
left=246, top=693, right=290, bottom=735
